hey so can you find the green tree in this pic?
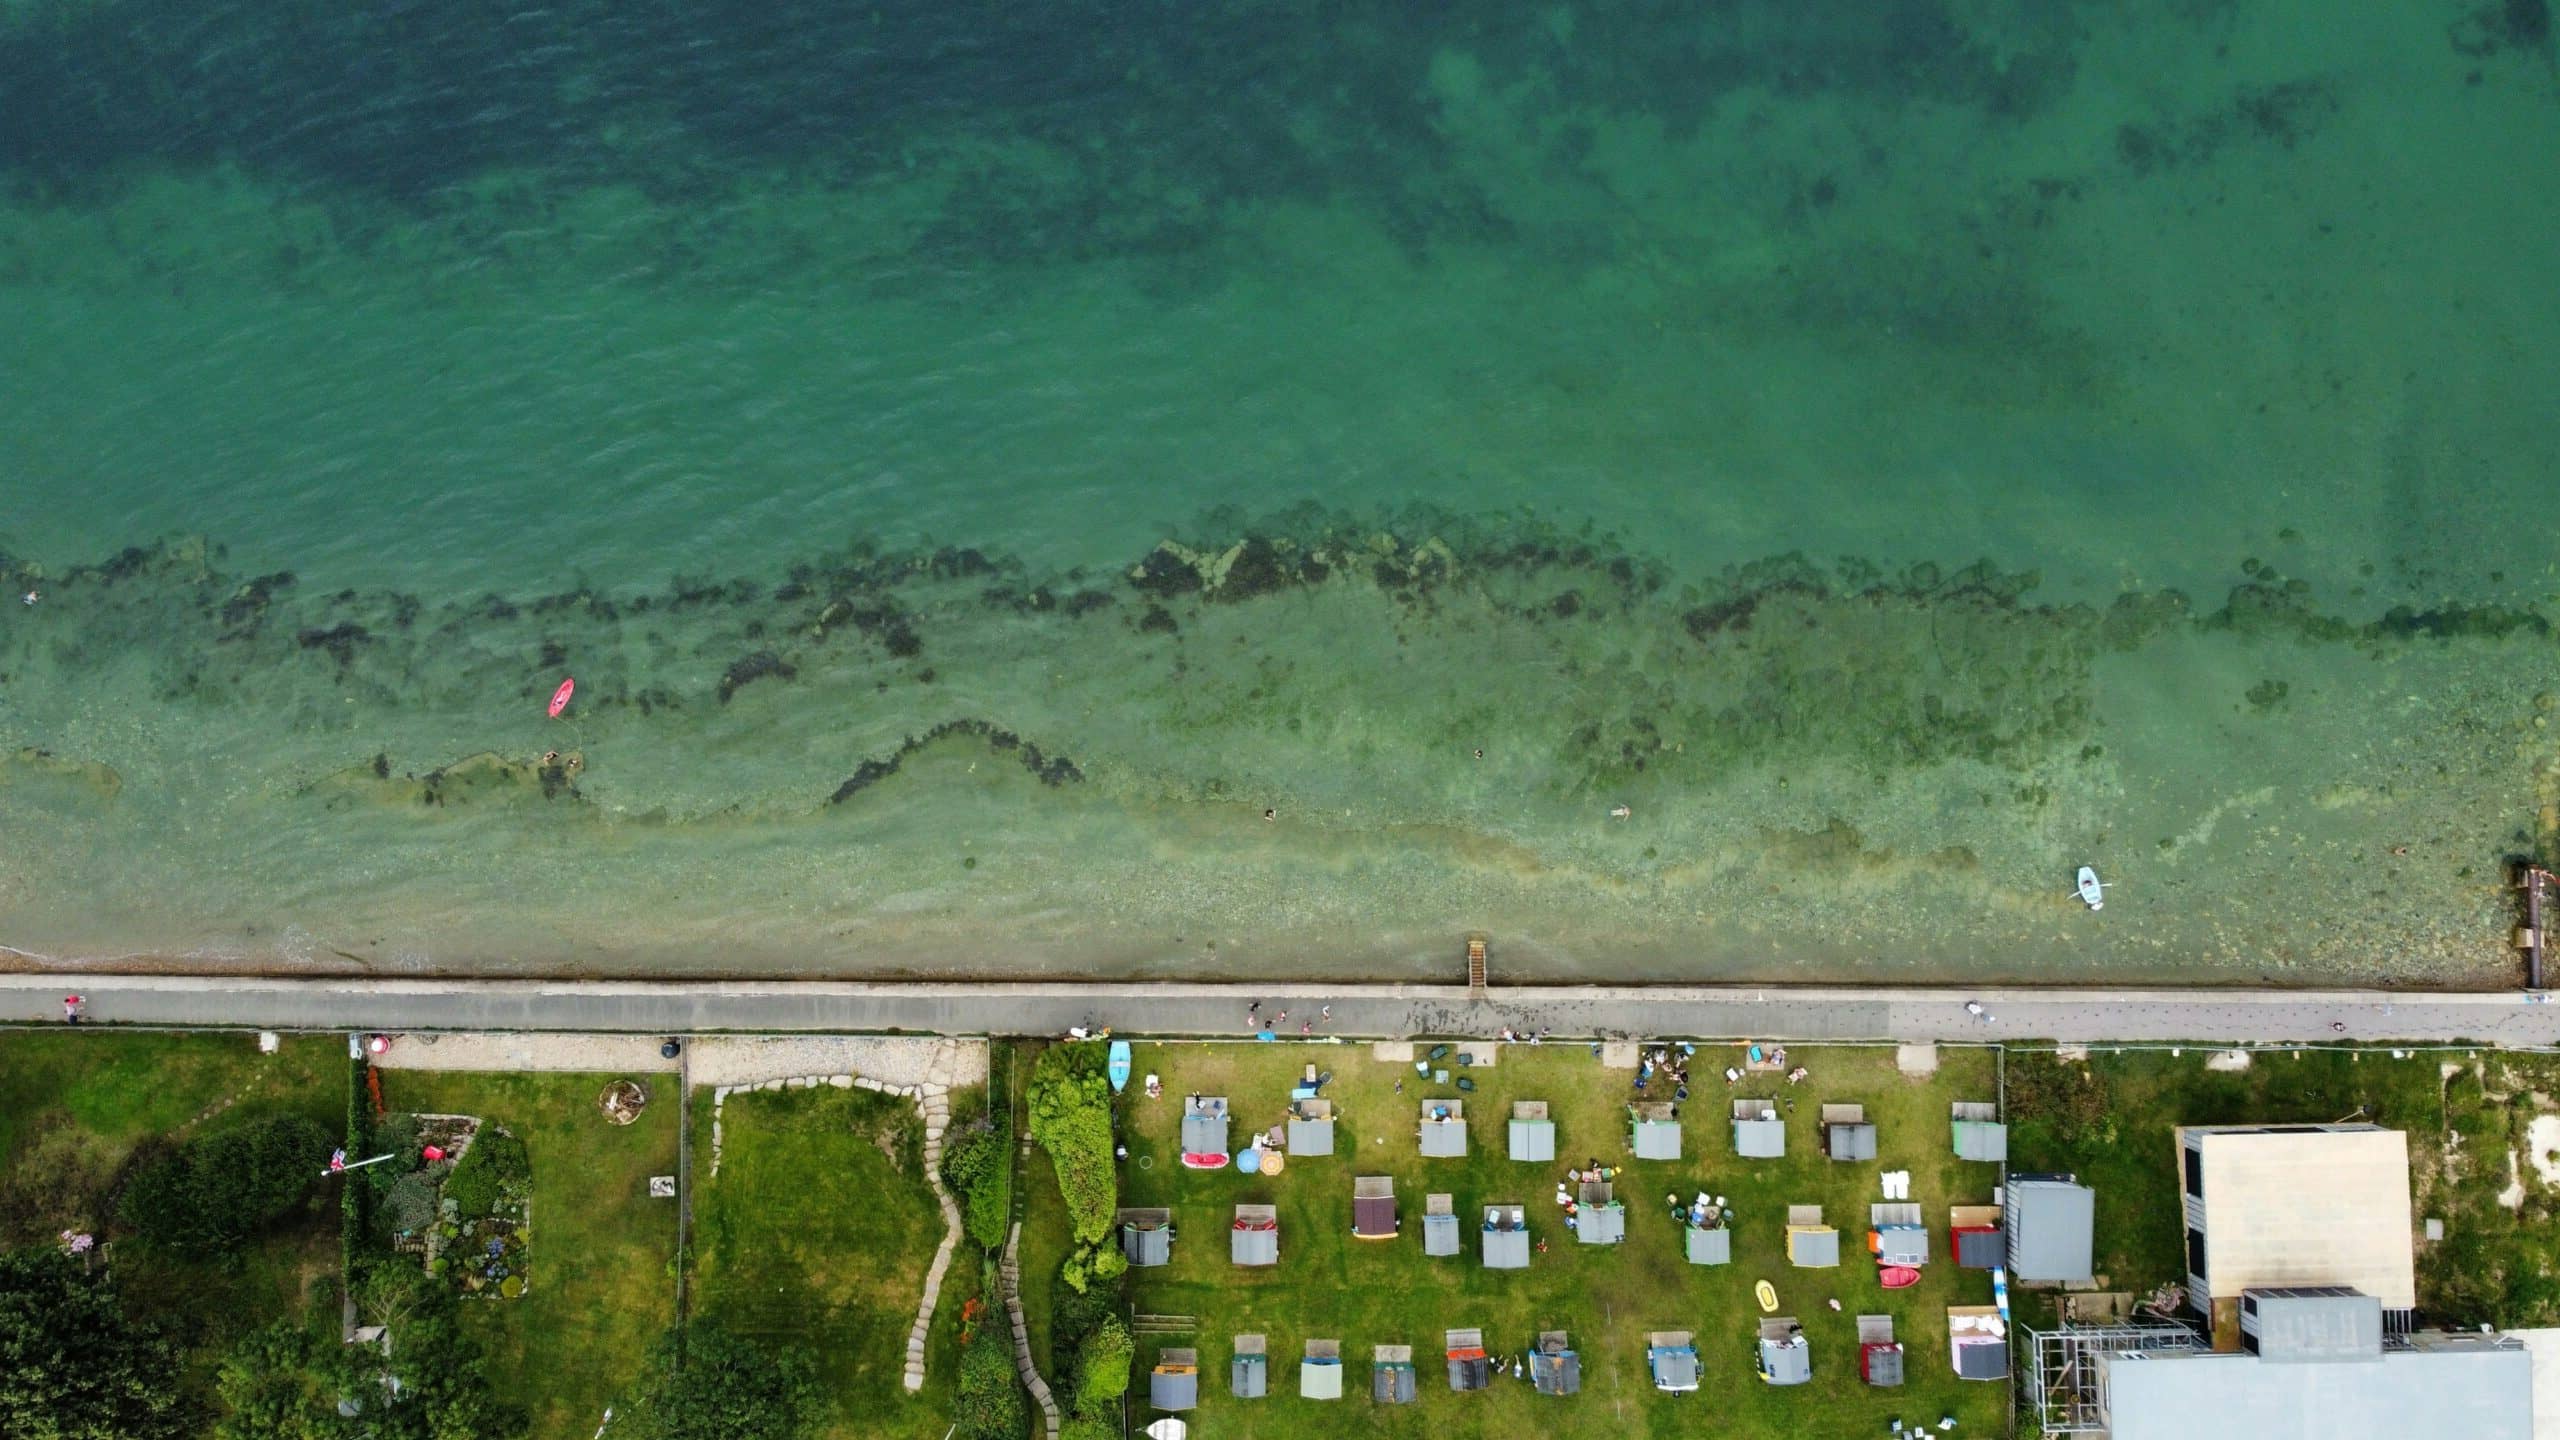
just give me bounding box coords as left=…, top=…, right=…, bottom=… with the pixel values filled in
left=619, top=1321, right=819, bottom=1440
left=1026, top=1049, right=1116, bottom=1244
left=0, top=1247, right=192, bottom=1440
left=208, top=1269, right=522, bottom=1440
left=119, top=1114, right=331, bottom=1256
left=937, top=1122, right=1011, bottom=1251
left=1072, top=1314, right=1132, bottom=1416
left=211, top=1323, right=346, bottom=1440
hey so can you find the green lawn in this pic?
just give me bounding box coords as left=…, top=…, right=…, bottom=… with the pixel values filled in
left=2007, top=1043, right=2560, bottom=1327
left=0, top=1029, right=344, bottom=1367
left=1107, top=1041, right=2009, bottom=1440
left=1014, top=1042, right=1076, bottom=1375
left=385, top=1069, right=680, bottom=1440
left=690, top=1082, right=965, bottom=1440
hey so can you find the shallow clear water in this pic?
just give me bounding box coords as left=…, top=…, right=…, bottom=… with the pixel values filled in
left=3, top=0, right=2557, bottom=983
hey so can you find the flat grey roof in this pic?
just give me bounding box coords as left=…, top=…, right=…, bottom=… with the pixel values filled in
left=1760, top=1337, right=1812, bottom=1385
left=1876, top=1225, right=1929, bottom=1265
left=1299, top=1356, right=1342, bottom=1399
left=1231, top=1225, right=1278, bottom=1266
left=1953, top=1118, right=2008, bottom=1161
left=1631, top=1119, right=1682, bottom=1160
left=1577, top=1206, right=1625, bottom=1244
left=1828, top=1122, right=1878, bottom=1160
left=1735, top=1117, right=1786, bottom=1158
left=1864, top=1342, right=1905, bottom=1387
left=2104, top=1339, right=2531, bottom=1440
left=1789, top=1227, right=1840, bottom=1267
left=1419, top=1119, right=1467, bottom=1157
left=1287, top=1116, right=1335, bottom=1155
left=1422, top=1212, right=1460, bottom=1256
left=1180, top=1112, right=1228, bottom=1155
left=1484, top=1227, right=1530, bottom=1269
left=1230, top=1353, right=1266, bottom=1398
left=1508, top=1117, right=1556, bottom=1162
left=2246, top=1287, right=2380, bottom=1361
left=1531, top=1349, right=1580, bottom=1395
left=1149, top=1369, right=1197, bottom=1410
left=1123, top=1224, right=1171, bottom=1267
left=1954, top=1338, right=2008, bottom=1381
left=2009, top=1179, right=2095, bottom=1283
left=1955, top=1228, right=2007, bottom=1269
left=1686, top=1226, right=1731, bottom=1265
left=1650, top=1346, right=1699, bottom=1391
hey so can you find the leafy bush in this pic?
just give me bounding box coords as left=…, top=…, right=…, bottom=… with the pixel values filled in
left=1060, top=1419, right=1116, bottom=1440
left=939, top=1121, right=1010, bottom=1252
left=1027, top=1047, right=1116, bottom=1244
left=618, top=1321, right=817, bottom=1440
left=955, top=1309, right=1025, bottom=1440
left=119, top=1114, right=331, bottom=1256
left=1048, top=1264, right=1126, bottom=1389
left=1073, top=1314, right=1132, bottom=1416
left=443, top=1127, right=529, bottom=1217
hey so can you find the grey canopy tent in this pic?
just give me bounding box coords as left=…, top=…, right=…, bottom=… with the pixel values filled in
left=1483, top=1204, right=1531, bottom=1269
left=1231, top=1203, right=1279, bottom=1267
left=1757, top=1320, right=1812, bottom=1386
left=1150, top=1349, right=1199, bottom=1411
left=1509, top=1101, right=1557, bottom=1162
left=1734, top=1099, right=1785, bottom=1158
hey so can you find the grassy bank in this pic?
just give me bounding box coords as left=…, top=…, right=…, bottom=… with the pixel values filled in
left=383, top=1069, right=680, bottom=1440
left=689, top=1081, right=963, bottom=1439
left=1103, top=1040, right=2009, bottom=1440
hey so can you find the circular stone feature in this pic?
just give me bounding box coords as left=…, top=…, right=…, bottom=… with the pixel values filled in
left=599, top=1079, right=650, bottom=1125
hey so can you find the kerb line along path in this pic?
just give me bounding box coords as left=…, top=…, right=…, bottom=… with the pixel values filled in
left=5, top=975, right=2558, bottom=1046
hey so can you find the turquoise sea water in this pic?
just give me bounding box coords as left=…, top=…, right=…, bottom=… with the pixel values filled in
left=3, top=0, right=2558, bottom=983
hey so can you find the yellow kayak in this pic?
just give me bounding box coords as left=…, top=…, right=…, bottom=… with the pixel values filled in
left=1755, top=1280, right=1778, bottom=1313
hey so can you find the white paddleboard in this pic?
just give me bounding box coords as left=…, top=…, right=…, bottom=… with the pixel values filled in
left=2076, top=865, right=2106, bottom=911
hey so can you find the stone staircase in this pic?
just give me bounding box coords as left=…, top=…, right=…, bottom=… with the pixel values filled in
left=1002, top=1222, right=1061, bottom=1438
left=901, top=1075, right=960, bottom=1393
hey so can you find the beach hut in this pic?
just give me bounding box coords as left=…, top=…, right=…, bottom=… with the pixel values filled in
left=1300, top=1340, right=1343, bottom=1400
left=1952, top=1100, right=2007, bottom=1162
left=1118, top=1208, right=1175, bottom=1268
left=1287, top=1099, right=1336, bottom=1156
left=1445, top=1328, right=1493, bottom=1392
left=2008, top=1176, right=2096, bottom=1284
left=1509, top=1100, right=1557, bottom=1162
left=1418, top=1099, right=1467, bottom=1158
left=1786, top=1204, right=1840, bottom=1268
left=1351, top=1176, right=1398, bottom=1239
left=1231, top=1203, right=1278, bottom=1267
left=1647, top=1331, right=1701, bottom=1394
left=1685, top=1222, right=1732, bottom=1266
left=1482, top=1203, right=1531, bottom=1270
left=1629, top=1100, right=1682, bottom=1160
left=1150, top=1349, right=1199, bottom=1411
left=1371, top=1345, right=1417, bottom=1404
left=1824, top=1103, right=1879, bottom=1161
left=1734, top=1098, right=1785, bottom=1158
left=1422, top=1193, right=1461, bottom=1257
left=1871, top=1202, right=1929, bottom=1267
left=1858, top=1314, right=1904, bottom=1388
left=1757, top=1318, right=1812, bottom=1386
left=1575, top=1178, right=1626, bottom=1245
left=1948, top=1306, right=2009, bottom=1381
left=1230, top=1334, right=1267, bottom=1399
left=1950, top=1203, right=2006, bottom=1269
left=1530, top=1331, right=1580, bottom=1396
left=1181, top=1095, right=1230, bottom=1168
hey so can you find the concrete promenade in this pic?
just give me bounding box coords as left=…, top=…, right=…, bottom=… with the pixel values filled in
left=4, top=974, right=2556, bottom=1046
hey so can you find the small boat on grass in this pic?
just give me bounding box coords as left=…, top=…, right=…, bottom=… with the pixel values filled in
left=1107, top=1040, right=1132, bottom=1094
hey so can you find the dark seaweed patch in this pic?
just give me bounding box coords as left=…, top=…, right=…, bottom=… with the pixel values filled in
left=827, top=718, right=1085, bottom=805
left=716, top=650, right=797, bottom=703
left=295, top=621, right=371, bottom=668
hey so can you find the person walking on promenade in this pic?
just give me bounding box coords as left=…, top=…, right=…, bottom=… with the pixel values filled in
left=61, top=994, right=82, bottom=1025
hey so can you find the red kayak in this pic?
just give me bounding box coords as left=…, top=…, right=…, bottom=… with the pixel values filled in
left=1879, top=1266, right=1922, bottom=1290
left=548, top=677, right=575, bottom=717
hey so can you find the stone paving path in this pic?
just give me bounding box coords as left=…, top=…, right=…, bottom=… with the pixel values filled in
left=902, top=1067, right=960, bottom=1394
left=1002, top=1222, right=1061, bottom=1438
